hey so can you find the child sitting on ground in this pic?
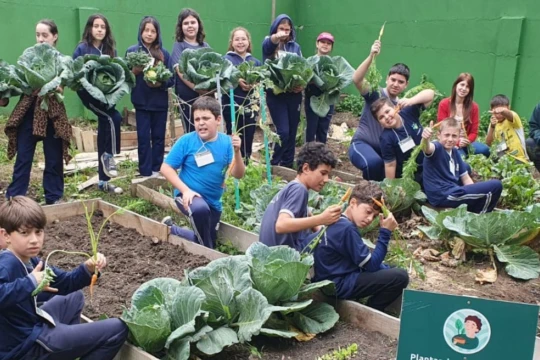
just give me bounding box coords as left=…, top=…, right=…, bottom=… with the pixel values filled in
left=0, top=196, right=127, bottom=360
left=422, top=118, right=503, bottom=213
left=370, top=88, right=434, bottom=182
left=160, top=96, right=245, bottom=249
left=306, top=180, right=408, bottom=312
left=486, top=94, right=529, bottom=163
left=259, top=142, right=342, bottom=250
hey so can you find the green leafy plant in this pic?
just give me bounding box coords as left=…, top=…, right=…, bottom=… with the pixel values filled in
left=307, top=55, right=355, bottom=117
left=265, top=52, right=316, bottom=95
left=144, top=62, right=172, bottom=85
left=379, top=178, right=426, bottom=216
left=403, top=74, right=445, bottom=128
left=335, top=94, right=364, bottom=115
left=14, top=43, right=73, bottom=109
left=0, top=60, right=24, bottom=99
left=121, top=243, right=338, bottom=359
left=178, top=48, right=240, bottom=92
left=68, top=54, right=136, bottom=108
left=237, top=61, right=269, bottom=85
left=125, top=51, right=152, bottom=69
left=318, top=343, right=358, bottom=360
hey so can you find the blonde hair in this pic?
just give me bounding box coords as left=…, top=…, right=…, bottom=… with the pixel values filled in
left=228, top=27, right=252, bottom=54
left=439, top=117, right=461, bottom=132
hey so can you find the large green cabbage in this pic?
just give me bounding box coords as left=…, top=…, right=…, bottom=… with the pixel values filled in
left=307, top=55, right=354, bottom=117
left=177, top=48, right=240, bottom=92
left=68, top=54, right=135, bottom=108
left=237, top=61, right=269, bottom=85
left=0, top=60, right=24, bottom=99
left=265, top=53, right=316, bottom=95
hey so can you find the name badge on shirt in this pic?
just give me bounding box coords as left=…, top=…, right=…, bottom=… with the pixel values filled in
left=195, top=150, right=215, bottom=167
left=399, top=136, right=415, bottom=153
left=36, top=307, right=56, bottom=327
left=497, top=140, right=508, bottom=153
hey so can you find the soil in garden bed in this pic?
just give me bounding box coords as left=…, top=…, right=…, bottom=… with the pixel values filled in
left=41, top=211, right=210, bottom=320
left=206, top=322, right=396, bottom=360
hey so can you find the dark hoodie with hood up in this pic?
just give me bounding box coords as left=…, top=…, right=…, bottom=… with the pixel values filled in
left=125, top=16, right=173, bottom=112
left=262, top=14, right=302, bottom=62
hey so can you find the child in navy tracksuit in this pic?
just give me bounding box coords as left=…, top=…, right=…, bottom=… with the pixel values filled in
left=306, top=181, right=408, bottom=312
left=371, top=90, right=434, bottom=184
left=222, top=27, right=262, bottom=163
left=262, top=14, right=303, bottom=168
left=2, top=20, right=69, bottom=205
left=0, top=196, right=127, bottom=360
left=73, top=14, right=123, bottom=194
left=422, top=118, right=503, bottom=213
left=170, top=8, right=209, bottom=134
left=305, top=32, right=335, bottom=144
left=126, top=16, right=173, bottom=177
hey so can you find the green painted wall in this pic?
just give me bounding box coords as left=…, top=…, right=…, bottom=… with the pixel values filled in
left=294, top=0, right=540, bottom=119
left=2, top=0, right=540, bottom=120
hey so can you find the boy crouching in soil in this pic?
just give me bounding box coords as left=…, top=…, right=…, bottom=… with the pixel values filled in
left=306, top=181, right=409, bottom=312
left=0, top=196, right=128, bottom=360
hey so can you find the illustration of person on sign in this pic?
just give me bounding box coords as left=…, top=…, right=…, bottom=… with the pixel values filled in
left=452, top=315, right=482, bottom=350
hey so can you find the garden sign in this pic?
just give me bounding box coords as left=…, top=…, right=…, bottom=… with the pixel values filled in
left=397, top=289, right=539, bottom=360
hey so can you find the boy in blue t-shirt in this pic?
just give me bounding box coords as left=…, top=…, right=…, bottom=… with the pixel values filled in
left=307, top=181, right=408, bottom=312
left=259, top=142, right=342, bottom=250
left=0, top=196, right=127, bottom=360
left=160, top=97, right=246, bottom=248
left=370, top=91, right=434, bottom=182
left=422, top=118, right=502, bottom=213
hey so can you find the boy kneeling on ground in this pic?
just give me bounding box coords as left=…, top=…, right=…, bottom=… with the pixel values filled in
left=0, top=196, right=128, bottom=360
left=306, top=181, right=408, bottom=312
left=161, top=96, right=246, bottom=249
left=422, top=118, right=503, bottom=213
left=259, top=142, right=342, bottom=251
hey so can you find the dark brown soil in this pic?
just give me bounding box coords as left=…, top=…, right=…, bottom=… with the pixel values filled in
left=207, top=322, right=396, bottom=360
left=41, top=212, right=210, bottom=320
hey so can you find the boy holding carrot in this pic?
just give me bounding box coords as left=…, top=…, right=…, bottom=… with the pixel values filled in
left=160, top=96, right=245, bottom=249
left=0, top=196, right=128, bottom=360
left=259, top=142, right=342, bottom=250
left=306, top=181, right=408, bottom=312
left=422, top=118, right=503, bottom=213
left=485, top=94, right=529, bottom=163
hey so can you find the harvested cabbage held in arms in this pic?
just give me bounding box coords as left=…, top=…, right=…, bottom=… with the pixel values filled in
left=265, top=52, right=316, bottom=95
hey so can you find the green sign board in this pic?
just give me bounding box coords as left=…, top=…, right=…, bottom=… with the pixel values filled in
left=397, top=290, right=539, bottom=360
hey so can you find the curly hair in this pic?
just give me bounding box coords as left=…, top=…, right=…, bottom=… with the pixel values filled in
left=175, top=8, right=205, bottom=45
left=296, top=142, right=337, bottom=174
left=465, top=315, right=482, bottom=332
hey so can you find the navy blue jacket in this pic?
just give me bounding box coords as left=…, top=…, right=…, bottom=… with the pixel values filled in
left=72, top=43, right=119, bottom=111
left=262, top=14, right=302, bottom=61
left=126, top=16, right=173, bottom=112
left=222, top=52, right=262, bottom=107
left=0, top=250, right=93, bottom=360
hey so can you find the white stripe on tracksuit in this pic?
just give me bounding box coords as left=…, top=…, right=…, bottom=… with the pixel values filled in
left=89, top=104, right=117, bottom=156
left=174, top=196, right=205, bottom=246
left=447, top=192, right=493, bottom=214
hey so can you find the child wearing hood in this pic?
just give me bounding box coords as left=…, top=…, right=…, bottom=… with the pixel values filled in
left=126, top=16, right=173, bottom=178
left=262, top=14, right=304, bottom=168
left=222, top=27, right=262, bottom=163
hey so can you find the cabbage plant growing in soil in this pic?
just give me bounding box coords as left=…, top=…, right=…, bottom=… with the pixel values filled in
left=121, top=243, right=338, bottom=359
left=419, top=205, right=540, bottom=280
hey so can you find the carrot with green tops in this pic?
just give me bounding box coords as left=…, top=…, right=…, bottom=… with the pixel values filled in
left=90, top=273, right=98, bottom=299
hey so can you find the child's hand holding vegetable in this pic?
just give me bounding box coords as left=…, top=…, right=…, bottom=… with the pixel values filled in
left=231, top=134, right=242, bottom=152
left=380, top=212, right=398, bottom=232
left=31, top=261, right=58, bottom=293
left=320, top=204, right=342, bottom=226
left=132, top=66, right=144, bottom=76
left=84, top=252, right=107, bottom=273
left=238, top=79, right=251, bottom=92
left=422, top=121, right=434, bottom=140
left=370, top=40, right=381, bottom=57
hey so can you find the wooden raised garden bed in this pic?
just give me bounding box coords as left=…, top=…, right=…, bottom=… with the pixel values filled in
left=41, top=200, right=540, bottom=359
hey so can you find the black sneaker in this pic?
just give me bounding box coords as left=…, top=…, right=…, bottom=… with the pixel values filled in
left=101, top=152, right=118, bottom=178
left=161, top=216, right=174, bottom=227
left=98, top=182, right=123, bottom=194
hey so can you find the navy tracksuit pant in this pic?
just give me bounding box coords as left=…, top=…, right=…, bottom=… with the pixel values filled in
left=348, top=141, right=386, bottom=181
left=6, top=109, right=63, bottom=204
left=266, top=91, right=302, bottom=168
left=23, top=291, right=128, bottom=360
left=305, top=96, right=333, bottom=144
left=170, top=195, right=221, bottom=249
left=135, top=110, right=167, bottom=176
left=435, top=180, right=503, bottom=214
